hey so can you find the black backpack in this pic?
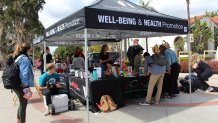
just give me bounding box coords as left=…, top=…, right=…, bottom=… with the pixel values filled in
left=2, top=55, right=25, bottom=89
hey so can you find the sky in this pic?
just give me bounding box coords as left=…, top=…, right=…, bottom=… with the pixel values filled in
left=39, top=0, right=218, bottom=28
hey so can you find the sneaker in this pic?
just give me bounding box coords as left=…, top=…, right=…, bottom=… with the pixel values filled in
left=44, top=110, right=50, bottom=116
left=197, top=89, right=205, bottom=93
left=205, top=87, right=214, bottom=93
left=162, top=95, right=172, bottom=100
left=152, top=100, right=159, bottom=105
left=139, top=101, right=151, bottom=106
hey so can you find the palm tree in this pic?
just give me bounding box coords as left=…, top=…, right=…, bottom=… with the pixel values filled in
left=139, top=0, right=157, bottom=12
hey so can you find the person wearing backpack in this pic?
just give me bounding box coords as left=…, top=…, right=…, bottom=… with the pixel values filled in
left=12, top=42, right=34, bottom=123
left=139, top=44, right=168, bottom=106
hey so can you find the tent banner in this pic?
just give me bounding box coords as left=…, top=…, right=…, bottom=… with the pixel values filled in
left=33, top=36, right=44, bottom=45
left=85, top=8, right=188, bottom=34
left=44, top=17, right=85, bottom=39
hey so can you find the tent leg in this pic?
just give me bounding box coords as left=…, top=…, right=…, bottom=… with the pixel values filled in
left=43, top=41, right=47, bottom=72
left=186, top=0, right=192, bottom=96
left=120, top=40, right=123, bottom=71
left=146, top=37, right=149, bottom=52
left=84, top=28, right=89, bottom=123
left=32, top=47, right=35, bottom=72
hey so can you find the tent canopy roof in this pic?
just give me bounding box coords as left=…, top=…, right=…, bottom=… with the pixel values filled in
left=33, top=0, right=188, bottom=46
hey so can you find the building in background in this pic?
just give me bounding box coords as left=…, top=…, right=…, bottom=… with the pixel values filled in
left=137, top=15, right=218, bottom=55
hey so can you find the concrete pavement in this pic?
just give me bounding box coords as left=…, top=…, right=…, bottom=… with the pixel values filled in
left=1, top=71, right=218, bottom=123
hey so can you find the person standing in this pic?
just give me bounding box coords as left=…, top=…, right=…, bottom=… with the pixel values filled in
left=134, top=48, right=143, bottom=73
left=139, top=44, right=167, bottom=105
left=13, top=42, right=34, bottom=123
left=72, top=49, right=85, bottom=70
left=99, top=44, right=111, bottom=76
left=39, top=47, right=53, bottom=75
left=127, top=39, right=144, bottom=70
left=162, top=42, right=180, bottom=98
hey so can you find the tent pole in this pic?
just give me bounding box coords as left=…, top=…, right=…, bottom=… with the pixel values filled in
left=84, top=28, right=89, bottom=123
left=146, top=37, right=149, bottom=52
left=43, top=41, right=47, bottom=72
left=186, top=0, right=192, bottom=95
left=32, top=47, right=35, bottom=72
left=120, top=40, right=123, bottom=71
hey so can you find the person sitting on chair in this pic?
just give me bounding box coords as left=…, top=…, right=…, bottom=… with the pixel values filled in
left=105, top=60, right=120, bottom=77
left=39, top=63, right=68, bottom=116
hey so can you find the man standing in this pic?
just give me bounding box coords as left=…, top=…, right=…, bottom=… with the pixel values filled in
left=40, top=47, right=53, bottom=75
left=163, top=42, right=180, bottom=98
left=127, top=39, right=144, bottom=70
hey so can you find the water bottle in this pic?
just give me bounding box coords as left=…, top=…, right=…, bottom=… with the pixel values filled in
left=92, top=69, right=97, bottom=81
left=128, top=66, right=132, bottom=76
left=139, top=67, right=143, bottom=76
left=120, top=71, right=124, bottom=77
left=112, top=66, right=118, bottom=78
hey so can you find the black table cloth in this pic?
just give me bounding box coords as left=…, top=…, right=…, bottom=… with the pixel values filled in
left=68, top=76, right=150, bottom=112
left=118, top=76, right=150, bottom=97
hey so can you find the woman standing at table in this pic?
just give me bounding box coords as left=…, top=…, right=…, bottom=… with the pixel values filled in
left=72, top=48, right=85, bottom=70
left=100, top=44, right=111, bottom=76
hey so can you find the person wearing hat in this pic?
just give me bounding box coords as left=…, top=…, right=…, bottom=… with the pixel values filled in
left=127, top=39, right=144, bottom=70
left=191, top=53, right=213, bottom=91
left=162, top=42, right=180, bottom=98
left=139, top=44, right=168, bottom=105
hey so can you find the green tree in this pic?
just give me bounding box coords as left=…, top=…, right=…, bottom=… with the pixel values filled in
left=191, top=17, right=213, bottom=53
left=54, top=46, right=77, bottom=61
left=174, top=36, right=185, bottom=51
left=0, top=0, right=45, bottom=58
left=139, top=0, right=157, bottom=12
left=206, top=10, right=218, bottom=17
left=90, top=45, right=102, bottom=52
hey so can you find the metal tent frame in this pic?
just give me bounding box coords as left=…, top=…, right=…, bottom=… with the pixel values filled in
left=33, top=0, right=189, bottom=122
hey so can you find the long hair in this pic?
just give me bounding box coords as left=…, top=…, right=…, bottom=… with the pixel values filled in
left=159, top=45, right=167, bottom=55
left=191, top=53, right=200, bottom=66
left=100, top=44, right=108, bottom=55
left=74, top=47, right=82, bottom=57
left=13, top=42, right=31, bottom=58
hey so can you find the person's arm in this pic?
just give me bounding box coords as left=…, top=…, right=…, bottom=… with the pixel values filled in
left=100, top=59, right=110, bottom=64
left=134, top=55, right=140, bottom=69
left=164, top=50, right=172, bottom=69
left=127, top=47, right=131, bottom=60
left=115, top=66, right=120, bottom=75
left=81, top=58, right=85, bottom=70
left=19, top=58, right=32, bottom=88
left=144, top=57, right=152, bottom=75
left=38, top=74, right=47, bottom=90
left=55, top=73, right=62, bottom=88
left=192, top=63, right=198, bottom=69
left=99, top=54, right=110, bottom=64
